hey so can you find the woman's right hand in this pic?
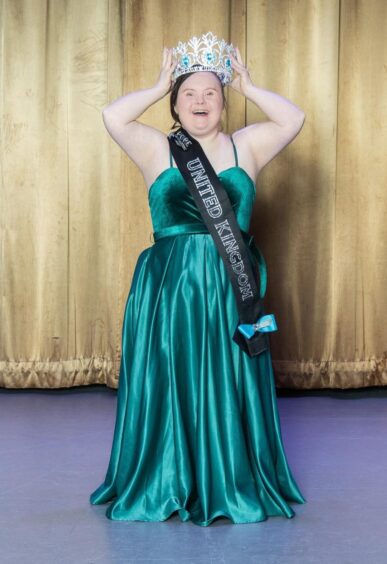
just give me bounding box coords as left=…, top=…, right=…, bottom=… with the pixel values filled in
left=155, top=47, right=178, bottom=96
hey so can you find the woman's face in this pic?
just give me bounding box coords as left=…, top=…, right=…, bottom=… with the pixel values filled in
left=174, top=72, right=224, bottom=136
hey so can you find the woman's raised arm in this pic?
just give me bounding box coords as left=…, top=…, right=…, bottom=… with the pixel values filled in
left=230, top=49, right=305, bottom=176
left=102, top=48, right=177, bottom=175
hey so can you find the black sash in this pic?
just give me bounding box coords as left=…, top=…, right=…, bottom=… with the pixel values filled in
left=168, top=127, right=275, bottom=357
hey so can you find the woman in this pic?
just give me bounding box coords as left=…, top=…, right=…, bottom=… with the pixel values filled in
left=90, top=35, right=306, bottom=527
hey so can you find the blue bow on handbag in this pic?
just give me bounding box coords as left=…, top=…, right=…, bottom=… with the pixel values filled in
left=237, top=314, right=278, bottom=339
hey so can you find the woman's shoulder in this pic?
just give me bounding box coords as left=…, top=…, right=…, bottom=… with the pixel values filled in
left=228, top=127, right=261, bottom=181
left=228, top=127, right=255, bottom=158
left=229, top=125, right=251, bottom=144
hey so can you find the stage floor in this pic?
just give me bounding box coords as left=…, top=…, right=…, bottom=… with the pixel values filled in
left=1, top=385, right=387, bottom=564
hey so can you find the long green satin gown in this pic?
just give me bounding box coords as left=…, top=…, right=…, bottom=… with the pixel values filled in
left=90, top=138, right=306, bottom=526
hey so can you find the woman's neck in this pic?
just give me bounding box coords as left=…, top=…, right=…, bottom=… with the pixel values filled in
left=189, top=129, right=224, bottom=151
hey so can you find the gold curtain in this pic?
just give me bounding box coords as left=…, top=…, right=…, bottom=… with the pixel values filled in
left=0, top=0, right=386, bottom=389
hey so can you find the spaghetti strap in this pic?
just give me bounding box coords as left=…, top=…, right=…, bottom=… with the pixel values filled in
left=230, top=136, right=239, bottom=167
left=169, top=148, right=174, bottom=168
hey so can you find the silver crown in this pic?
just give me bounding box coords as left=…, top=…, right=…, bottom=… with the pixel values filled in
left=172, top=32, right=236, bottom=86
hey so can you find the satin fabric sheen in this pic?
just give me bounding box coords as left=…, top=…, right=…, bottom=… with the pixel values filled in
left=90, top=166, right=306, bottom=526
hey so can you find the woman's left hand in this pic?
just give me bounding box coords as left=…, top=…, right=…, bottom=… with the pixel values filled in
left=229, top=47, right=253, bottom=95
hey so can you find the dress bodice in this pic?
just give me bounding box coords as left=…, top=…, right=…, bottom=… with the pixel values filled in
left=148, top=166, right=256, bottom=234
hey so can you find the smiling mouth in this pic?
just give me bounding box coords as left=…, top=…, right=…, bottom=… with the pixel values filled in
left=192, top=111, right=208, bottom=116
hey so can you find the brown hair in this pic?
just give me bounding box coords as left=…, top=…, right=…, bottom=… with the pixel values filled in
left=169, top=71, right=227, bottom=130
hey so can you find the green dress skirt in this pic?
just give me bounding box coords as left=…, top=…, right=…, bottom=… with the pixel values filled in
left=90, top=149, right=306, bottom=527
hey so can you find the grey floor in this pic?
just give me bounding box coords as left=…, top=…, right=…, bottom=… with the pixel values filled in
left=1, top=385, right=387, bottom=564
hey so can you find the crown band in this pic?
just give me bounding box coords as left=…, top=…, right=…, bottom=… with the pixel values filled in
left=172, top=32, right=236, bottom=86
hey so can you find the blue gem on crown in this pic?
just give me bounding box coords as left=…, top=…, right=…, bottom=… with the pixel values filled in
left=172, top=32, right=236, bottom=86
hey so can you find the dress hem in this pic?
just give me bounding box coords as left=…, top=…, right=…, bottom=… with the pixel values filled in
left=91, top=496, right=306, bottom=527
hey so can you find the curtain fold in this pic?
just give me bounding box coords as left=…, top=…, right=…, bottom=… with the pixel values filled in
left=0, top=0, right=386, bottom=388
